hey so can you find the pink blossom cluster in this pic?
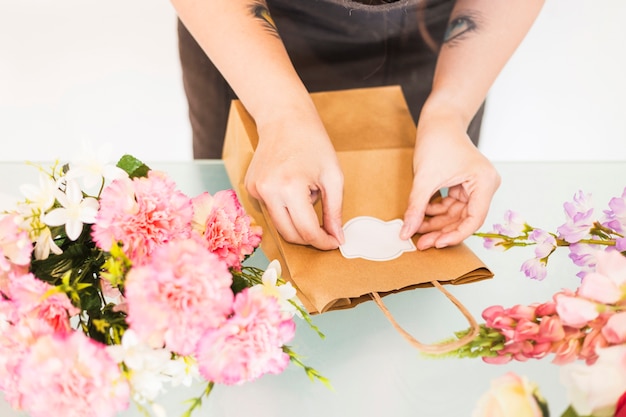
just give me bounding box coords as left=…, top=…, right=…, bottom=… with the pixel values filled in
left=1, top=163, right=296, bottom=416
left=92, top=172, right=262, bottom=270
left=0, top=271, right=129, bottom=417
left=92, top=171, right=290, bottom=385
left=481, top=251, right=626, bottom=366
left=192, top=190, right=262, bottom=270
left=0, top=214, right=32, bottom=294
left=124, top=237, right=294, bottom=385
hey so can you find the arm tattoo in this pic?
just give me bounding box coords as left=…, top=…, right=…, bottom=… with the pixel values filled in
left=443, top=10, right=481, bottom=46
left=249, top=1, right=280, bottom=39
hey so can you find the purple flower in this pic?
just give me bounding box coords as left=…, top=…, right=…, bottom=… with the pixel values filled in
left=528, top=229, right=556, bottom=258
left=617, top=237, right=626, bottom=252
left=602, top=187, right=626, bottom=234
left=557, top=191, right=594, bottom=243
left=521, top=257, right=548, bottom=281
left=498, top=210, right=527, bottom=237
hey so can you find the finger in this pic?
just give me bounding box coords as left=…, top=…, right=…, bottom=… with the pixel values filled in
left=320, top=176, right=344, bottom=245
left=285, top=191, right=341, bottom=250
left=263, top=199, right=307, bottom=245
left=416, top=230, right=443, bottom=250
left=423, top=196, right=456, bottom=216
left=434, top=187, right=493, bottom=248
left=418, top=199, right=465, bottom=233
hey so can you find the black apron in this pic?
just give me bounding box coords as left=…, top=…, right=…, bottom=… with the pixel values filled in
left=177, top=0, right=484, bottom=159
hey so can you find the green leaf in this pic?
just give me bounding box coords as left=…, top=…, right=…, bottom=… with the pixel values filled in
left=533, top=392, right=550, bottom=417
left=560, top=405, right=594, bottom=417
left=230, top=274, right=250, bottom=294
left=116, top=154, right=151, bottom=178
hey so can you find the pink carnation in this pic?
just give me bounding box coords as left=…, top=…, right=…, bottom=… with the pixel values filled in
left=124, top=238, right=233, bottom=355
left=196, top=288, right=295, bottom=385
left=92, top=171, right=193, bottom=264
left=16, top=332, right=130, bottom=417
left=0, top=214, right=32, bottom=294
left=192, top=190, right=262, bottom=269
left=8, top=272, right=79, bottom=333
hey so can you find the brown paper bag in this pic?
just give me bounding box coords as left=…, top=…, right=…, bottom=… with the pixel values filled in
left=222, top=86, right=493, bottom=353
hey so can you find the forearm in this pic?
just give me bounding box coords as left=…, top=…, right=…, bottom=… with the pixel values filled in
left=170, top=0, right=315, bottom=127
left=422, top=0, right=545, bottom=128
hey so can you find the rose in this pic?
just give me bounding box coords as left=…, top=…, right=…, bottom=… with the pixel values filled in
left=472, top=372, right=547, bottom=417
left=560, top=345, right=626, bottom=417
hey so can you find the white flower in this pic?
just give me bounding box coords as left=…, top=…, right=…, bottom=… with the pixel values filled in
left=161, top=356, right=200, bottom=388
left=250, top=260, right=298, bottom=315
left=19, top=172, right=57, bottom=212
left=33, top=226, right=62, bottom=260
left=560, top=345, right=626, bottom=417
left=472, top=372, right=545, bottom=417
left=43, top=179, right=99, bottom=241
left=66, top=141, right=127, bottom=191
left=107, top=330, right=174, bottom=403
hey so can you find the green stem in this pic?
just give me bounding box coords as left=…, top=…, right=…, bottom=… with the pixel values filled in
left=181, top=381, right=214, bottom=417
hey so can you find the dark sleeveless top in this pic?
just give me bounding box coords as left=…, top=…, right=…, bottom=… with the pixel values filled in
left=177, top=0, right=484, bottom=159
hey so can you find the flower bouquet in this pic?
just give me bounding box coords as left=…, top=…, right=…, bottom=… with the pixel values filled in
left=438, top=188, right=626, bottom=417
left=0, top=150, right=326, bottom=417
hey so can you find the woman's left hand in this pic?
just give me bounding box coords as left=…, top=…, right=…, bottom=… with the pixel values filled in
left=400, top=114, right=501, bottom=250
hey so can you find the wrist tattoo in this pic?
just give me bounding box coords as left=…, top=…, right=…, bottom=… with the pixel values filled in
left=443, top=11, right=481, bottom=46
left=249, top=1, right=280, bottom=39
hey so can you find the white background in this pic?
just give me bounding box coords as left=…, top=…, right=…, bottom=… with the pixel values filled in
left=1, top=0, right=625, bottom=162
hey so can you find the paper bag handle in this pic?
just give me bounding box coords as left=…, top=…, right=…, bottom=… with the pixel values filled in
left=370, top=280, right=479, bottom=354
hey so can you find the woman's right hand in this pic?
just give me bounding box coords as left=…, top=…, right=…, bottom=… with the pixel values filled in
left=244, top=110, right=345, bottom=251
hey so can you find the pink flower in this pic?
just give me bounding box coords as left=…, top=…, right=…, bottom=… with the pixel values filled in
left=594, top=249, right=626, bottom=288
left=514, top=319, right=540, bottom=342
left=536, top=315, right=565, bottom=343
left=16, top=332, right=130, bottom=417
left=196, top=288, right=295, bottom=385
left=578, top=270, right=622, bottom=304
left=125, top=238, right=233, bottom=355
left=557, top=190, right=595, bottom=243
left=508, top=304, right=537, bottom=321
left=0, top=214, right=32, bottom=294
left=192, top=190, right=262, bottom=269
left=552, top=337, right=581, bottom=365
left=580, top=326, right=608, bottom=365
left=555, top=294, right=599, bottom=328
left=472, top=372, right=546, bottom=417
left=8, top=272, right=79, bottom=333
left=534, top=301, right=557, bottom=317
left=92, top=171, right=193, bottom=264
left=602, top=312, right=626, bottom=344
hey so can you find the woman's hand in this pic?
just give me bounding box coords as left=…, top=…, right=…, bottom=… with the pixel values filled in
left=400, top=114, right=500, bottom=250
left=244, top=111, right=345, bottom=250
